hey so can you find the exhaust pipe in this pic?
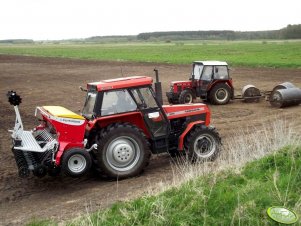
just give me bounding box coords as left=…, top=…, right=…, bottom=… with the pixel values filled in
left=154, top=69, right=163, bottom=105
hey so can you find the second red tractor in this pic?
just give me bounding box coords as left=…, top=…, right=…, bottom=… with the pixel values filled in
left=166, top=61, right=234, bottom=105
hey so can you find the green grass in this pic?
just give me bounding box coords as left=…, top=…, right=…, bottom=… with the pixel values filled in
left=1, top=40, right=301, bottom=68
left=66, top=146, right=301, bottom=226
left=26, top=219, right=55, bottom=226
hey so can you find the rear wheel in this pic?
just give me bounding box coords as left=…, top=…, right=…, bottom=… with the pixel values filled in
left=179, top=89, right=195, bottom=104
left=209, top=83, right=231, bottom=105
left=96, top=123, right=151, bottom=179
left=185, top=125, right=221, bottom=162
left=61, top=148, right=92, bottom=177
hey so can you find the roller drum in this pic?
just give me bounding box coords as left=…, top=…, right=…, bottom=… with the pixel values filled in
left=242, top=84, right=261, bottom=103
left=12, top=149, right=30, bottom=177
left=272, top=82, right=296, bottom=92
left=269, top=88, right=301, bottom=108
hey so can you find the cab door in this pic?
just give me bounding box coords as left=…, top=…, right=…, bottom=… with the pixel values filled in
left=130, top=87, right=169, bottom=152
left=197, top=65, right=214, bottom=98
left=130, top=87, right=169, bottom=138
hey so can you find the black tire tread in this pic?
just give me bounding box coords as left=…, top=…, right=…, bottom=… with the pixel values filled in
left=184, top=125, right=221, bottom=162
left=179, top=89, right=195, bottom=104
left=95, top=123, right=151, bottom=179
left=61, top=148, right=92, bottom=177
left=209, top=83, right=231, bottom=105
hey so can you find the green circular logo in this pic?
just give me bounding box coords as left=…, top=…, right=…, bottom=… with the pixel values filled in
left=267, top=206, right=298, bottom=224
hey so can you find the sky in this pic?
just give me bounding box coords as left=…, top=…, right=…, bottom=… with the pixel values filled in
left=0, top=0, right=300, bottom=40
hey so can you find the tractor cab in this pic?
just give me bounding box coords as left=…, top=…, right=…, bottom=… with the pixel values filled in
left=82, top=76, right=170, bottom=152
left=191, top=61, right=233, bottom=101
left=191, top=61, right=230, bottom=81
left=167, top=61, right=234, bottom=105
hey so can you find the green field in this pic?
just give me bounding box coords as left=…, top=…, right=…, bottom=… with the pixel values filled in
left=1, top=40, right=301, bottom=68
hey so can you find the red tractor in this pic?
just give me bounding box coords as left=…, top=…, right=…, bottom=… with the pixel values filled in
left=166, top=61, right=234, bottom=105
left=8, top=75, right=221, bottom=179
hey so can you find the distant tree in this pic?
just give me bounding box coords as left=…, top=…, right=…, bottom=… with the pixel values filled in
left=0, top=39, right=34, bottom=44
left=280, top=24, right=301, bottom=39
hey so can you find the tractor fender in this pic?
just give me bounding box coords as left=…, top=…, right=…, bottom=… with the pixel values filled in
left=178, top=120, right=205, bottom=150
left=209, top=80, right=233, bottom=91
left=55, top=142, right=85, bottom=165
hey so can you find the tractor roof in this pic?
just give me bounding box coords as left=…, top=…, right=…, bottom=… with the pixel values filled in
left=193, top=61, right=228, bottom=66
left=88, top=76, right=153, bottom=91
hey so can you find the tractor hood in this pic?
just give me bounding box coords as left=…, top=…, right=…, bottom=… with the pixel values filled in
left=170, top=80, right=192, bottom=86
left=162, top=103, right=210, bottom=125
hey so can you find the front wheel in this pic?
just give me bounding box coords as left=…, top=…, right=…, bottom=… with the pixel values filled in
left=209, top=83, right=231, bottom=105
left=179, top=89, right=195, bottom=104
left=185, top=125, right=221, bottom=162
left=96, top=123, right=151, bottom=179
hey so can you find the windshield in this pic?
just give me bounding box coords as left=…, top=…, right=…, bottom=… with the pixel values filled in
left=192, top=64, right=204, bottom=80
left=82, top=91, right=97, bottom=119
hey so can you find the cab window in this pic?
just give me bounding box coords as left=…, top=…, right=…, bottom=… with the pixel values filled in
left=214, top=66, right=229, bottom=79
left=101, top=89, right=137, bottom=116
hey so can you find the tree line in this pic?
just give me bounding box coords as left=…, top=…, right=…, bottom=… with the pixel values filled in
left=137, top=24, right=301, bottom=41
left=0, top=39, right=34, bottom=44
left=1, top=25, right=300, bottom=43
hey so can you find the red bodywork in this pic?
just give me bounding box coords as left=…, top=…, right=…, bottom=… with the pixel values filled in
left=171, top=79, right=234, bottom=96
left=88, top=76, right=153, bottom=91
left=36, top=107, right=87, bottom=165
left=170, top=81, right=194, bottom=93
left=163, top=103, right=210, bottom=150
left=86, top=103, right=210, bottom=151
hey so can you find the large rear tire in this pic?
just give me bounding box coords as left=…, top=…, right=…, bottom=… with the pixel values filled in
left=209, top=83, right=231, bottom=105
left=96, top=123, right=151, bottom=179
left=185, top=125, right=221, bottom=162
left=179, top=89, right=195, bottom=104
left=61, top=148, right=92, bottom=177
